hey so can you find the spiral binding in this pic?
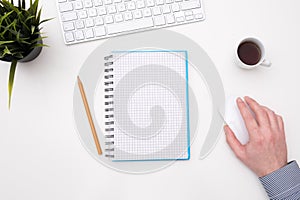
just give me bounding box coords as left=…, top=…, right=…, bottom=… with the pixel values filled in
left=104, top=55, right=115, bottom=158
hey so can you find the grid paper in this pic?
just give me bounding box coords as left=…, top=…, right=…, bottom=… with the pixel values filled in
left=107, top=51, right=189, bottom=161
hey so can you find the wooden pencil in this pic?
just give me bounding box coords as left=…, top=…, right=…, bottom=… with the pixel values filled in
left=77, top=76, right=102, bottom=155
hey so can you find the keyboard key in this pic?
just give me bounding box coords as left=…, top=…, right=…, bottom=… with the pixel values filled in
left=94, top=26, right=106, bottom=36
left=124, top=12, right=133, bottom=20
left=61, top=12, right=78, bottom=21
left=152, top=7, right=161, bottom=15
left=85, top=28, right=95, bottom=38
left=154, top=15, right=165, bottom=25
left=94, top=16, right=104, bottom=25
left=88, top=8, right=98, bottom=16
left=176, top=16, right=184, bottom=22
left=133, top=10, right=142, bottom=19
left=143, top=8, right=152, bottom=17
left=107, top=18, right=154, bottom=34
left=127, top=2, right=136, bottom=10
left=184, top=10, right=193, bottom=16
left=165, top=0, right=173, bottom=4
left=63, top=22, right=75, bottom=31
left=171, top=3, right=180, bottom=12
left=84, top=0, right=93, bottom=8
left=117, top=3, right=126, bottom=12
left=59, top=2, right=73, bottom=12
left=74, top=1, right=83, bottom=10
left=65, top=32, right=75, bottom=42
left=85, top=18, right=95, bottom=27
left=136, top=0, right=145, bottom=9
left=192, top=8, right=202, bottom=14
left=75, top=20, right=85, bottom=28
left=174, top=12, right=184, bottom=18
left=97, top=7, right=107, bottom=15
left=194, top=13, right=203, bottom=19
left=94, top=0, right=103, bottom=6
left=180, top=0, right=200, bottom=10
left=162, top=5, right=171, bottom=14
left=115, top=14, right=124, bottom=22
left=146, top=0, right=155, bottom=7
left=156, top=0, right=164, bottom=5
left=185, top=15, right=194, bottom=21
left=107, top=5, right=117, bottom=14
left=165, top=14, right=175, bottom=23
left=58, top=0, right=67, bottom=3
left=105, top=15, right=114, bottom=23
left=78, top=10, right=88, bottom=18
left=75, top=30, right=85, bottom=40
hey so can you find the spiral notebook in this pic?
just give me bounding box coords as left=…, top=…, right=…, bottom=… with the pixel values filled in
left=104, top=50, right=190, bottom=161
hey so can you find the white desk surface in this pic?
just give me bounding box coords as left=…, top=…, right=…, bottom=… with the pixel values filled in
left=0, top=0, right=299, bottom=199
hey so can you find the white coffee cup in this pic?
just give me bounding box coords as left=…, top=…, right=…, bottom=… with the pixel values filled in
left=235, top=37, right=271, bottom=69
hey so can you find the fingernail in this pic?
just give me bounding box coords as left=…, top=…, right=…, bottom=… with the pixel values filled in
left=244, top=96, right=251, bottom=101
left=237, top=97, right=243, bottom=103
left=223, top=125, right=228, bottom=134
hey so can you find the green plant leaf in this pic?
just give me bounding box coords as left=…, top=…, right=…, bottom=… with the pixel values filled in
left=8, top=59, right=18, bottom=109
left=39, top=18, right=54, bottom=25
left=31, top=25, right=35, bottom=34
left=29, top=35, right=45, bottom=43
left=19, top=39, right=31, bottom=45
left=28, top=0, right=39, bottom=16
left=20, top=20, right=30, bottom=32
left=0, top=40, right=14, bottom=45
left=24, top=15, right=35, bottom=23
left=37, top=7, right=41, bottom=22
left=1, top=46, right=10, bottom=58
left=1, top=46, right=12, bottom=57
left=30, top=43, right=45, bottom=48
left=0, top=10, right=14, bottom=26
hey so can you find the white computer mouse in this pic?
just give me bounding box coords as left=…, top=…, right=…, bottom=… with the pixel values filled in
left=224, top=96, right=251, bottom=145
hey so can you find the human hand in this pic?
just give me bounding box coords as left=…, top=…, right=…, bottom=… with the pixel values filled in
left=224, top=96, right=288, bottom=177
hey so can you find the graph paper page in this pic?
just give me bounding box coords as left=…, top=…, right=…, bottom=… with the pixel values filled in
left=108, top=51, right=189, bottom=161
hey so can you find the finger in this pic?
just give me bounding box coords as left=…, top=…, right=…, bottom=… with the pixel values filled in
left=262, top=106, right=279, bottom=130
left=244, top=96, right=269, bottom=126
left=236, top=98, right=258, bottom=133
left=224, top=125, right=245, bottom=159
left=277, top=115, right=285, bottom=133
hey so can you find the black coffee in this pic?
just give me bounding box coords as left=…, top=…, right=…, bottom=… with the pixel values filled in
left=238, top=41, right=261, bottom=65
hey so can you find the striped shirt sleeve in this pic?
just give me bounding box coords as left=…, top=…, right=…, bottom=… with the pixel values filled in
left=259, top=161, right=300, bottom=200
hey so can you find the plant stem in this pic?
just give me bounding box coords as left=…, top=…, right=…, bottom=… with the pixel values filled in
left=8, top=59, right=17, bottom=109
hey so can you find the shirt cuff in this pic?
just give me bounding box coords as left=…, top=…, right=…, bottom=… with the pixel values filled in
left=259, top=161, right=300, bottom=200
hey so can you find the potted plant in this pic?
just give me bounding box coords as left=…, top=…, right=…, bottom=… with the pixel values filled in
left=0, top=0, right=51, bottom=108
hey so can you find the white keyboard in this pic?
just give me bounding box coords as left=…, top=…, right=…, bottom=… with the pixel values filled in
left=57, top=0, right=205, bottom=44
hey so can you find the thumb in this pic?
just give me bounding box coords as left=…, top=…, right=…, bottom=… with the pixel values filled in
left=224, top=125, right=245, bottom=159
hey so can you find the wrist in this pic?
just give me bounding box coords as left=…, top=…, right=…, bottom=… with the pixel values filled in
left=257, top=161, right=288, bottom=177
